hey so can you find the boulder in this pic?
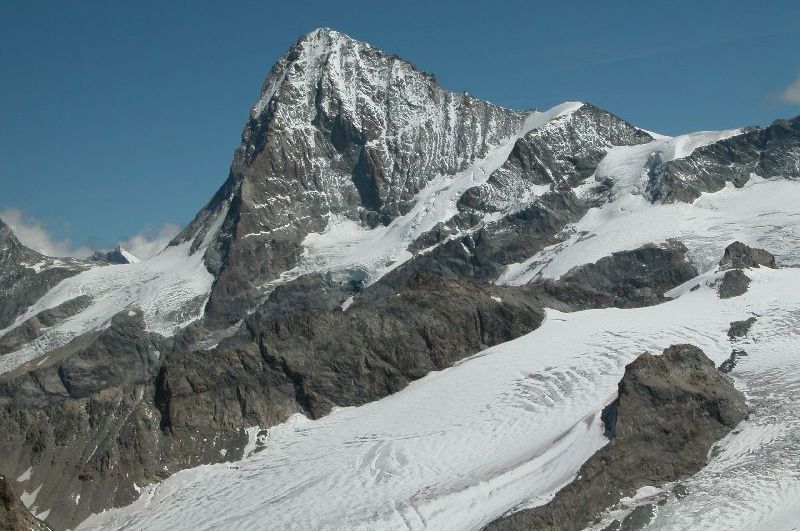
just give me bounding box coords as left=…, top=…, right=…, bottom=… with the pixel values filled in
left=719, top=241, right=776, bottom=270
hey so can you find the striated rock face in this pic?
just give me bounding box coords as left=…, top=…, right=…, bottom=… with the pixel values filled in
left=0, top=220, right=86, bottom=329
left=0, top=312, right=173, bottom=528
left=646, top=116, right=800, bottom=203
left=0, top=475, right=50, bottom=531
left=172, top=28, right=528, bottom=324
left=486, top=344, right=748, bottom=531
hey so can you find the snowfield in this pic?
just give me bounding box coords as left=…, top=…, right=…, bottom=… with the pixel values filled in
left=79, top=263, right=800, bottom=530
left=0, top=207, right=227, bottom=375
left=499, top=176, right=800, bottom=286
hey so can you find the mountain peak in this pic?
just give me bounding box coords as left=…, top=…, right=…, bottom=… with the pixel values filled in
left=87, top=245, right=140, bottom=265
left=249, top=27, right=384, bottom=121
left=297, top=27, right=351, bottom=45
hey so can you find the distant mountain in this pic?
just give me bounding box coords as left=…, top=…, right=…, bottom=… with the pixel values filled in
left=1, top=28, right=800, bottom=531
left=87, top=245, right=140, bottom=265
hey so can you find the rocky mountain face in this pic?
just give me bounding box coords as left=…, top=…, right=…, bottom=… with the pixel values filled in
left=172, top=28, right=528, bottom=324
left=0, top=220, right=86, bottom=329
left=1, top=28, right=800, bottom=531
left=646, top=116, right=800, bottom=202
left=1, top=475, right=50, bottom=531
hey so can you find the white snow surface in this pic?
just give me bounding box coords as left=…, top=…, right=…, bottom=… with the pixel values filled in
left=291, top=102, right=583, bottom=284
left=79, top=262, right=800, bottom=530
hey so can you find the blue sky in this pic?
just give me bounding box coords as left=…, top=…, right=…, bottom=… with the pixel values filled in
left=1, top=0, right=799, bottom=255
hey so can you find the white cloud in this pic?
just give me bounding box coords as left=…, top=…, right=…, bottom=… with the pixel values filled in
left=0, top=208, right=94, bottom=258
left=780, top=75, right=800, bottom=104
left=119, top=223, right=181, bottom=259
left=0, top=208, right=181, bottom=260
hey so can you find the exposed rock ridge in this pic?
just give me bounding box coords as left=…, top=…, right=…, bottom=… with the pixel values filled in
left=647, top=115, right=800, bottom=202
left=458, top=103, right=652, bottom=215
left=0, top=220, right=86, bottom=329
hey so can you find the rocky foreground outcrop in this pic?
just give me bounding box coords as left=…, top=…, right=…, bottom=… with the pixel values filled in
left=0, top=476, right=49, bottom=531
left=486, top=344, right=748, bottom=531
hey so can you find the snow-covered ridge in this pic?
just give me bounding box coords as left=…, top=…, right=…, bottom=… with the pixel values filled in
left=119, top=247, right=140, bottom=264
left=498, top=128, right=765, bottom=285
left=287, top=102, right=584, bottom=285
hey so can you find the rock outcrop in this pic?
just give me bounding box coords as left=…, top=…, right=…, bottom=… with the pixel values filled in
left=87, top=246, right=139, bottom=265
left=728, top=316, right=757, bottom=339
left=0, top=475, right=50, bottom=531
left=715, top=242, right=777, bottom=299
left=0, top=220, right=86, bottom=329
left=719, top=241, right=777, bottom=270
left=486, top=344, right=748, bottom=531
left=718, top=269, right=751, bottom=299
left=557, top=241, right=696, bottom=307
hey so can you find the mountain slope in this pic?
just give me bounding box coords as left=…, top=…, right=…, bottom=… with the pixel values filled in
left=81, top=259, right=800, bottom=531
left=1, top=28, right=800, bottom=531
left=0, top=219, right=86, bottom=330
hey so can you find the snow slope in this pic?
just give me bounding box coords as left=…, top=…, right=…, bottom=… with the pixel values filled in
left=79, top=259, right=800, bottom=530
left=498, top=131, right=800, bottom=286
left=0, top=209, right=227, bottom=375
